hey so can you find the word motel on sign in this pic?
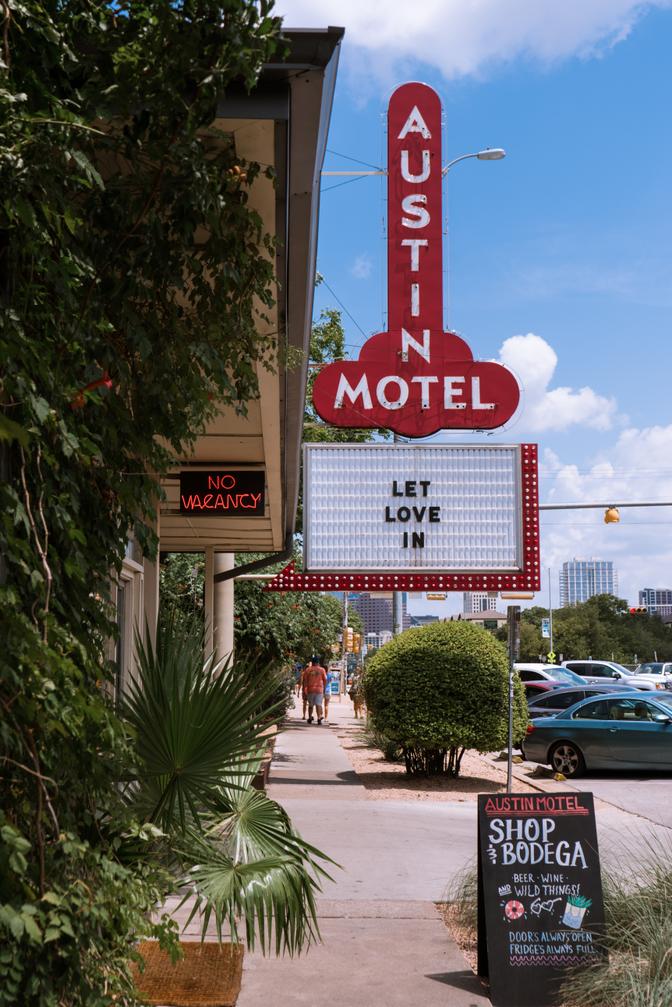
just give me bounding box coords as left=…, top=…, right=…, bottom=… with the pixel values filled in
left=334, top=332, right=495, bottom=412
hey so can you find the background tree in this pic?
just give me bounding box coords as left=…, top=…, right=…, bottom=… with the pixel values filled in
left=498, top=595, right=672, bottom=664
left=0, top=3, right=286, bottom=1003
left=235, top=571, right=342, bottom=669
left=303, top=305, right=380, bottom=446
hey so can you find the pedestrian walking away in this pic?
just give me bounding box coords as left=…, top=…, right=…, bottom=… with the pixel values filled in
left=303, top=656, right=327, bottom=724
left=299, top=666, right=309, bottom=721
left=323, top=666, right=335, bottom=723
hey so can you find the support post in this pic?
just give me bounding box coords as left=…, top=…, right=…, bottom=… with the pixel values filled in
left=214, top=553, right=234, bottom=664
left=392, top=590, right=404, bottom=636
left=204, top=547, right=214, bottom=658
left=392, top=432, right=404, bottom=637
left=548, top=567, right=554, bottom=656
left=506, top=605, right=521, bottom=792
left=342, top=591, right=349, bottom=695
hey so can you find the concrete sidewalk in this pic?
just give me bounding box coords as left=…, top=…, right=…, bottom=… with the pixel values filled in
left=237, top=696, right=490, bottom=1007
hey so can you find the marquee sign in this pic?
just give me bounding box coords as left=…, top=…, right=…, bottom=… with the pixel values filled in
left=312, top=82, right=520, bottom=437
left=267, top=443, right=539, bottom=592
left=179, top=470, right=265, bottom=516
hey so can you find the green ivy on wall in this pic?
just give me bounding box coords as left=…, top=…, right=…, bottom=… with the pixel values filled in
left=0, top=2, right=284, bottom=1002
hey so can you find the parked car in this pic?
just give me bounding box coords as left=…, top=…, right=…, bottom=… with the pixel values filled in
left=522, top=690, right=672, bottom=777
left=521, top=680, right=562, bottom=701
left=514, top=663, right=586, bottom=687
left=562, top=658, right=663, bottom=691
left=633, top=662, right=672, bottom=688
left=527, top=683, right=633, bottom=719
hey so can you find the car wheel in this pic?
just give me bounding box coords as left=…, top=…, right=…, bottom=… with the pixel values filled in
left=549, top=741, right=585, bottom=779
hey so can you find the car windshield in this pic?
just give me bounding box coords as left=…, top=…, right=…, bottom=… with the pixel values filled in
left=549, top=667, right=585, bottom=685
left=651, top=694, right=672, bottom=710
left=636, top=663, right=665, bottom=675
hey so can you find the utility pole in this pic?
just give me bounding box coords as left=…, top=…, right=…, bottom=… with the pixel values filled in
left=548, top=567, right=554, bottom=657
left=506, top=605, right=521, bottom=792
left=342, top=590, right=349, bottom=694
left=392, top=432, right=404, bottom=637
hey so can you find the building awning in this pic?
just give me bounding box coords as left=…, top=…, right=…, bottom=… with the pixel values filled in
left=159, top=27, right=343, bottom=554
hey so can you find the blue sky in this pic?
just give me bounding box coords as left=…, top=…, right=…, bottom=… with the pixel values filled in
left=277, top=1, right=672, bottom=614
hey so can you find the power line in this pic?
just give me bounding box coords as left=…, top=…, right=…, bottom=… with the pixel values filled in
left=317, top=274, right=369, bottom=341
left=326, top=149, right=384, bottom=171
left=321, top=175, right=370, bottom=194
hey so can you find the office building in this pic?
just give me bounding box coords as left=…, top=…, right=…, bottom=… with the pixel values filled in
left=351, top=592, right=411, bottom=635
left=463, top=591, right=499, bottom=614
left=559, top=559, right=617, bottom=607
left=639, top=588, right=672, bottom=618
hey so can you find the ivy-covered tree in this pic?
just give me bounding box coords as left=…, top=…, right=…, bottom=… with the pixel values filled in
left=0, top=3, right=286, bottom=1003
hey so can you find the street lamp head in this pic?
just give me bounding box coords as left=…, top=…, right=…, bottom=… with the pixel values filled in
left=477, top=148, right=506, bottom=160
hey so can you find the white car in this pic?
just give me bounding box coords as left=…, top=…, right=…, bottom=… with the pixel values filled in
left=562, top=659, right=663, bottom=692
left=633, top=662, right=672, bottom=689
left=514, top=663, right=587, bottom=687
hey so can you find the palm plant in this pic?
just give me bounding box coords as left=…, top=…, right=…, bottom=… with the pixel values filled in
left=121, top=617, right=334, bottom=955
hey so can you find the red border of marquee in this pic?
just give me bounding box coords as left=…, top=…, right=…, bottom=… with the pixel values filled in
left=267, top=444, right=540, bottom=593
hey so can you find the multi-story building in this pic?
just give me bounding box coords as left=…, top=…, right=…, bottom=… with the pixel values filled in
left=350, top=592, right=411, bottom=635
left=639, top=588, right=672, bottom=618
left=463, top=591, right=499, bottom=614
left=410, top=614, right=440, bottom=628
left=559, top=559, right=617, bottom=607
left=364, top=630, right=393, bottom=651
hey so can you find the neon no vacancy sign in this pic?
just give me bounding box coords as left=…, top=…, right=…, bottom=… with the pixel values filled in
left=301, top=444, right=539, bottom=590
left=179, top=470, right=264, bottom=516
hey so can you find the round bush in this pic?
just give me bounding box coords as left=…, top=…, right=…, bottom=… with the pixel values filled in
left=363, top=621, right=527, bottom=776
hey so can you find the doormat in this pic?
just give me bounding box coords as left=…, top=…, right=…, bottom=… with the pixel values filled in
left=131, top=941, right=244, bottom=1007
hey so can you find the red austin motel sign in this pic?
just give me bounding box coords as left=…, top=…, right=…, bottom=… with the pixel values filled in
left=312, top=82, right=520, bottom=436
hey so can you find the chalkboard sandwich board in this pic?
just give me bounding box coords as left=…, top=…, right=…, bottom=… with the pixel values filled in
left=477, top=792, right=605, bottom=1007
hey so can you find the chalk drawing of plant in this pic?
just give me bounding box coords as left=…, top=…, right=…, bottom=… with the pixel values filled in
left=562, top=894, right=592, bottom=929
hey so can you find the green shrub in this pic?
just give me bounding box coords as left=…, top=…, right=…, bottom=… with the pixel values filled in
left=362, top=622, right=527, bottom=777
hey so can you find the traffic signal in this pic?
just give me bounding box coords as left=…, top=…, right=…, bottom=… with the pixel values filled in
left=604, top=507, right=620, bottom=524
left=344, top=626, right=354, bottom=651
left=353, top=632, right=362, bottom=653
left=629, top=606, right=647, bottom=615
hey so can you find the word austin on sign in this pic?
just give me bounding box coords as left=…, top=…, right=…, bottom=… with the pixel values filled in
left=477, top=793, right=606, bottom=1007
left=312, top=82, right=520, bottom=436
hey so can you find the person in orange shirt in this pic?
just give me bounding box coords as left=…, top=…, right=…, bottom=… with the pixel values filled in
left=303, top=656, right=327, bottom=725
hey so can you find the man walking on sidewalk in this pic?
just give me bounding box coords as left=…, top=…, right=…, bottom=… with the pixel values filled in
left=304, top=656, right=327, bottom=725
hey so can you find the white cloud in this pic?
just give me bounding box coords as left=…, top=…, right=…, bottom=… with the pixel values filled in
left=350, top=253, right=372, bottom=280
left=276, top=1, right=672, bottom=82
left=498, top=333, right=617, bottom=432
left=540, top=425, right=672, bottom=606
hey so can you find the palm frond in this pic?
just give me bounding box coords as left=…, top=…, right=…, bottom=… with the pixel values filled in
left=121, top=617, right=337, bottom=955
left=208, top=779, right=337, bottom=884
left=177, top=830, right=324, bottom=956
left=121, top=623, right=284, bottom=832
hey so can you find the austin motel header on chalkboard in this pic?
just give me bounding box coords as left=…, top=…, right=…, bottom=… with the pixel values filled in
left=312, top=82, right=521, bottom=436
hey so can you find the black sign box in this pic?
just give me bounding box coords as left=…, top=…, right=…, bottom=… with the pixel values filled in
left=179, top=470, right=265, bottom=516
left=477, top=792, right=606, bottom=1007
